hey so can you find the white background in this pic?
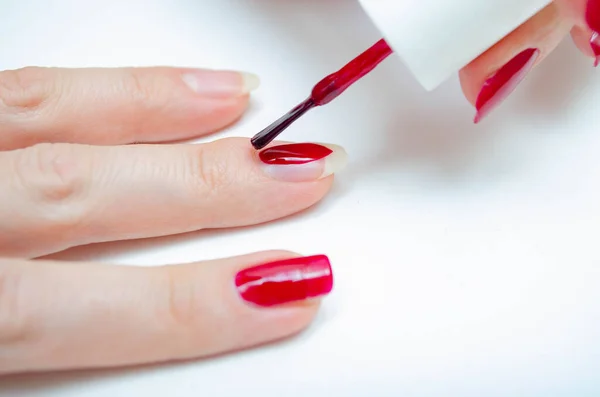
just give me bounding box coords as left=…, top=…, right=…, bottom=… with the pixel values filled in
left=1, top=0, right=599, bottom=396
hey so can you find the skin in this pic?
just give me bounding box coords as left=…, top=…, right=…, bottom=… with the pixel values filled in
left=0, top=66, right=337, bottom=374
left=0, top=0, right=592, bottom=375
left=460, top=0, right=594, bottom=105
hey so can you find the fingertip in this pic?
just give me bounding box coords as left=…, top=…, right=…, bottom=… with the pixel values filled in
left=208, top=136, right=337, bottom=199
left=276, top=299, right=323, bottom=337
left=256, top=142, right=347, bottom=183
left=458, top=67, right=480, bottom=107
left=571, top=26, right=600, bottom=64
left=240, top=72, right=261, bottom=93
left=206, top=251, right=330, bottom=350
left=232, top=253, right=332, bottom=309
left=177, top=69, right=255, bottom=133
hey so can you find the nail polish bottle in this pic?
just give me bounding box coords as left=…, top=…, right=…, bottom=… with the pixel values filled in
left=357, top=0, right=551, bottom=91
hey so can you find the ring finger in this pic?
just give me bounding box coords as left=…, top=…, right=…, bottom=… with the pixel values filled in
left=0, top=251, right=333, bottom=374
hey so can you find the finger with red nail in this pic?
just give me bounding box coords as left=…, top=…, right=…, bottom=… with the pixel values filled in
left=460, top=1, right=598, bottom=122
left=0, top=252, right=333, bottom=374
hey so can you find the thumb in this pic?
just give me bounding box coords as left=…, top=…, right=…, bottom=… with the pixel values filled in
left=556, top=0, right=600, bottom=63
left=0, top=251, right=333, bottom=374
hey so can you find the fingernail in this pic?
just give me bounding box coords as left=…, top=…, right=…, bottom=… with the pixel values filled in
left=590, top=32, right=600, bottom=67
left=587, top=0, right=600, bottom=34
left=258, top=143, right=347, bottom=182
left=474, top=48, right=540, bottom=124
left=586, top=0, right=600, bottom=67
left=236, top=255, right=333, bottom=307
left=182, top=70, right=260, bottom=98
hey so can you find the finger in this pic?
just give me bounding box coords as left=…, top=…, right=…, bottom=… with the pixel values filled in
left=0, top=66, right=259, bottom=150
left=0, top=251, right=333, bottom=374
left=558, top=0, right=600, bottom=64
left=0, top=139, right=347, bottom=258
left=570, top=25, right=599, bottom=62
left=459, top=3, right=573, bottom=122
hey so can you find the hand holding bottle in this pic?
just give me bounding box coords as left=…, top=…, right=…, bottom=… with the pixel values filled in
left=459, top=0, right=597, bottom=121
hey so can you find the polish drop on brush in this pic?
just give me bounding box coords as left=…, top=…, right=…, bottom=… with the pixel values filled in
left=250, top=39, right=393, bottom=150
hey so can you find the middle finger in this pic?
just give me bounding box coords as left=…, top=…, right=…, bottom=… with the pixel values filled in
left=0, top=138, right=348, bottom=258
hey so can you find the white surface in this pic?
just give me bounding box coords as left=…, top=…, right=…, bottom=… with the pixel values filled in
left=358, top=0, right=552, bottom=90
left=1, top=0, right=599, bottom=396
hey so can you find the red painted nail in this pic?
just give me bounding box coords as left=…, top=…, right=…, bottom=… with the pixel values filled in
left=474, top=48, right=540, bottom=124
left=235, top=255, right=333, bottom=307
left=587, top=0, right=600, bottom=34
left=259, top=143, right=333, bottom=165
left=590, top=32, right=600, bottom=67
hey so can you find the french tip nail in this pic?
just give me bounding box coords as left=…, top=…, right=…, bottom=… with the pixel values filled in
left=181, top=69, right=259, bottom=97
left=241, top=72, right=261, bottom=93
left=259, top=142, right=347, bottom=182
left=318, top=143, right=348, bottom=178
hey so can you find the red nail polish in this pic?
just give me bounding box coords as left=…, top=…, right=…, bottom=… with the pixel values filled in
left=259, top=143, right=333, bottom=165
left=474, top=48, right=539, bottom=123
left=590, top=32, right=600, bottom=67
left=235, top=255, right=333, bottom=307
left=587, top=0, right=600, bottom=34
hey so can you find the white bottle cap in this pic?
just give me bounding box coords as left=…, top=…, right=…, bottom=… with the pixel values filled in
left=357, top=0, right=552, bottom=91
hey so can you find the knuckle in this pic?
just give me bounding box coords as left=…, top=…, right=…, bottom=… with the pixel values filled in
left=117, top=69, right=168, bottom=143
left=0, top=67, right=51, bottom=112
left=121, top=69, right=162, bottom=105
left=13, top=143, right=86, bottom=229
left=193, top=146, right=235, bottom=196
left=163, top=267, right=205, bottom=332
left=160, top=265, right=231, bottom=351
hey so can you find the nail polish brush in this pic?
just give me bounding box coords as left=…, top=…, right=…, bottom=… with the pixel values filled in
left=251, top=39, right=392, bottom=149
left=250, top=0, right=551, bottom=150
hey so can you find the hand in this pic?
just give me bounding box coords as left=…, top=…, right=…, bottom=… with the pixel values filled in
left=459, top=0, right=597, bottom=122
left=0, top=66, right=347, bottom=374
